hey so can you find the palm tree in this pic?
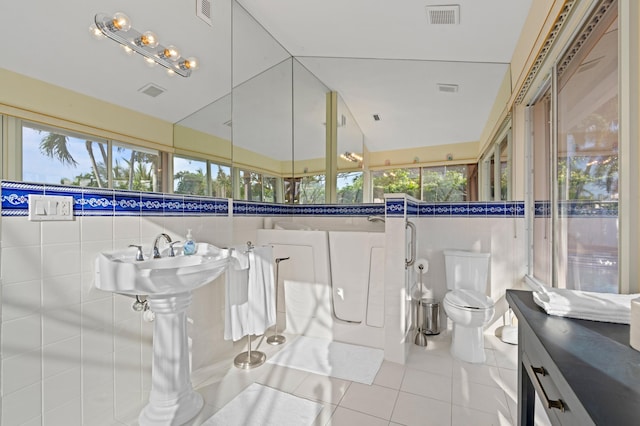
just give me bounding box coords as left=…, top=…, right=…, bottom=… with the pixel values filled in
left=38, top=131, right=107, bottom=187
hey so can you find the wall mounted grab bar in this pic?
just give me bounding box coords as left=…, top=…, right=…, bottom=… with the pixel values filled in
left=405, top=220, right=416, bottom=268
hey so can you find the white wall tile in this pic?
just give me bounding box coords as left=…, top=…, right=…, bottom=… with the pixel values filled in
left=42, top=304, right=81, bottom=346
left=1, top=217, right=40, bottom=248
left=1, top=313, right=41, bottom=358
left=43, top=367, right=81, bottom=412
left=43, top=396, right=82, bottom=426
left=42, top=274, right=81, bottom=310
left=83, top=350, right=113, bottom=394
left=41, top=219, right=80, bottom=245
left=113, top=216, right=141, bottom=241
left=80, top=240, right=114, bottom=274
left=1, top=246, right=41, bottom=284
left=82, top=297, right=114, bottom=331
left=81, top=216, right=114, bottom=242
left=43, top=336, right=80, bottom=379
left=1, top=382, right=41, bottom=426
left=42, top=243, right=81, bottom=278
left=1, top=349, right=42, bottom=395
left=83, top=327, right=114, bottom=361
left=114, top=345, right=144, bottom=419
left=1, top=280, right=40, bottom=321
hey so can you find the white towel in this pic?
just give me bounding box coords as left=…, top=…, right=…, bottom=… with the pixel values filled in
left=533, top=286, right=640, bottom=324
left=247, top=246, right=276, bottom=335
left=224, top=249, right=250, bottom=341
left=223, top=246, right=275, bottom=341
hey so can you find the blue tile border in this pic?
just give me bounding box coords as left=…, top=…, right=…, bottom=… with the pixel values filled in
left=1, top=181, right=230, bottom=217
left=2, top=181, right=615, bottom=219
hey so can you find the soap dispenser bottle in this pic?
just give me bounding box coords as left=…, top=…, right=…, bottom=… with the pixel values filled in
left=183, top=229, right=197, bottom=255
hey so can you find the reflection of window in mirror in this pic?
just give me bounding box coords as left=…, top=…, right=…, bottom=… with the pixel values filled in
left=422, top=165, right=472, bottom=202
left=371, top=168, right=420, bottom=202
left=236, top=170, right=282, bottom=202
left=481, top=122, right=511, bottom=201
left=337, top=171, right=363, bottom=203
left=209, top=163, right=232, bottom=198
left=174, top=156, right=207, bottom=195
left=284, top=175, right=326, bottom=204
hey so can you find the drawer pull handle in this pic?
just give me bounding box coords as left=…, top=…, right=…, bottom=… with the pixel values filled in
left=532, top=366, right=566, bottom=412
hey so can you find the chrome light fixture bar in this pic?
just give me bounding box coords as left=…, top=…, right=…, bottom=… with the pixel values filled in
left=340, top=152, right=363, bottom=163
left=94, top=12, right=198, bottom=77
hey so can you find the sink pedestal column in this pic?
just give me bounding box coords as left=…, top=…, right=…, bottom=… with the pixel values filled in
left=139, top=291, right=203, bottom=426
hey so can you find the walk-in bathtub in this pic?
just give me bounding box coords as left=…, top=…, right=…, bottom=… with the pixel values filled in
left=256, top=226, right=385, bottom=348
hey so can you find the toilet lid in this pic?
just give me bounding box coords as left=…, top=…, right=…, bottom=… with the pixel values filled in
left=446, top=289, right=493, bottom=310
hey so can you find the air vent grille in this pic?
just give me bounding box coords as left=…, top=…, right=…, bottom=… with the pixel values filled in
left=138, top=83, right=166, bottom=98
left=437, top=83, right=459, bottom=93
left=197, top=0, right=213, bottom=26
left=425, top=5, right=460, bottom=25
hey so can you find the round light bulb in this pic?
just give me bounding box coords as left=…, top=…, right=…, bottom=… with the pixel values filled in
left=140, top=31, right=158, bottom=48
left=112, top=12, right=131, bottom=32
left=182, top=57, right=198, bottom=70
left=162, top=45, right=180, bottom=61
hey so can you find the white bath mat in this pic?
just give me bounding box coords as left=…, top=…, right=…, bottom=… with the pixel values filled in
left=202, top=382, right=323, bottom=426
left=266, top=335, right=384, bottom=385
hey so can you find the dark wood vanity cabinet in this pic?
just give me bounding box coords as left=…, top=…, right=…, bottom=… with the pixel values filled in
left=506, top=290, right=640, bottom=426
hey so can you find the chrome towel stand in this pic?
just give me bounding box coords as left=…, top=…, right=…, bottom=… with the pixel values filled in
left=234, top=241, right=267, bottom=369
left=267, top=256, right=290, bottom=345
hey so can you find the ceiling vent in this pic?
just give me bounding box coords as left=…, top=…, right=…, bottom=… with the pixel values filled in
left=373, top=114, right=381, bottom=121
left=197, top=0, right=213, bottom=26
left=437, top=83, right=459, bottom=93
left=425, top=5, right=460, bottom=25
left=138, top=83, right=166, bottom=98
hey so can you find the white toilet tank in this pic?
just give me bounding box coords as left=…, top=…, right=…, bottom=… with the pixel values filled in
left=444, top=250, right=490, bottom=292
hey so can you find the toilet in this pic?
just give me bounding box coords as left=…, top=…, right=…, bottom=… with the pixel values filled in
left=442, top=250, right=494, bottom=363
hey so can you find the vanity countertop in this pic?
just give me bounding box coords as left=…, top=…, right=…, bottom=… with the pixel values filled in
left=506, top=289, right=640, bottom=425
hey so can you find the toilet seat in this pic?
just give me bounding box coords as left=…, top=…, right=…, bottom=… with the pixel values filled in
left=444, top=289, right=493, bottom=311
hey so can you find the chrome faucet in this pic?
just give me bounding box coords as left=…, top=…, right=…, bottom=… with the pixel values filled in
left=152, top=233, right=172, bottom=259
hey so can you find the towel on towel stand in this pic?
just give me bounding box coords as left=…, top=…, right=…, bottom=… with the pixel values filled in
left=224, top=245, right=275, bottom=341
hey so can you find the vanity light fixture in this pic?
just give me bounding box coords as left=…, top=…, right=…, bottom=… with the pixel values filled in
left=340, top=152, right=363, bottom=163
left=93, top=12, right=198, bottom=77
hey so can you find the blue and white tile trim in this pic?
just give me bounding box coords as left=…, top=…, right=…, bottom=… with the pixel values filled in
left=2, top=181, right=616, bottom=219
left=1, top=181, right=229, bottom=217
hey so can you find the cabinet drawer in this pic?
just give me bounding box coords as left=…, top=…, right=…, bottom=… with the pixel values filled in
left=522, top=331, right=594, bottom=426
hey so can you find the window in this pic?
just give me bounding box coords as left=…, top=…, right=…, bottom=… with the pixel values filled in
left=22, top=122, right=162, bottom=191
left=337, top=171, right=363, bottom=203
left=555, top=14, right=618, bottom=292
left=529, top=2, right=618, bottom=293
left=112, top=143, right=161, bottom=192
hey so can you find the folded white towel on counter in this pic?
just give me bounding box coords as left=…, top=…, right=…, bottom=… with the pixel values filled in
left=223, top=246, right=275, bottom=341
left=533, top=286, right=640, bottom=324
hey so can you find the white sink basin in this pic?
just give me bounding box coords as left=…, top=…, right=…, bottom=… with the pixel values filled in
left=95, top=242, right=230, bottom=296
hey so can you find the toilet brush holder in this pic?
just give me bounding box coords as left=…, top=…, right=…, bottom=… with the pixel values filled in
left=414, top=259, right=430, bottom=346
left=267, top=256, right=290, bottom=345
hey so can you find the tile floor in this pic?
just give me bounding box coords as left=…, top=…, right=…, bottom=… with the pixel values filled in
left=122, top=330, right=553, bottom=426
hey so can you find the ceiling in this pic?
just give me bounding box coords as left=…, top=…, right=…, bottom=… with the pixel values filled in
left=0, top=0, right=533, bottom=154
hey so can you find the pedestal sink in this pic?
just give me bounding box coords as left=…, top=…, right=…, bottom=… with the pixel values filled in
left=95, top=242, right=230, bottom=426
